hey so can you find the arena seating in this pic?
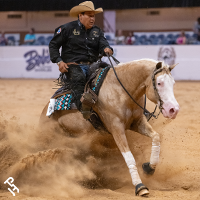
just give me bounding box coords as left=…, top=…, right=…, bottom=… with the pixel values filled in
left=0, top=34, right=20, bottom=46
left=32, top=35, right=53, bottom=45
left=133, top=32, right=199, bottom=45
left=2, top=32, right=199, bottom=46
left=7, top=36, right=16, bottom=45
left=105, top=31, right=200, bottom=45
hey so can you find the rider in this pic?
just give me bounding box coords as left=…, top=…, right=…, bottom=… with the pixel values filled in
left=48, top=1, right=113, bottom=118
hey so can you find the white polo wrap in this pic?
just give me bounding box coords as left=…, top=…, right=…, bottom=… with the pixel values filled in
left=150, top=140, right=160, bottom=169
left=122, top=151, right=142, bottom=186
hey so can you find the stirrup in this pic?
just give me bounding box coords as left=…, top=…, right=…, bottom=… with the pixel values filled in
left=81, top=106, right=91, bottom=120
left=80, top=93, right=94, bottom=120
left=80, top=92, right=95, bottom=106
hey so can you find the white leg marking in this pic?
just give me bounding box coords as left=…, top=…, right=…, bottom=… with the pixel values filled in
left=122, top=151, right=142, bottom=186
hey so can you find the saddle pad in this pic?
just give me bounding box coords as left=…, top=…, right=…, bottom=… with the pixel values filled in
left=91, top=66, right=110, bottom=95
left=54, top=93, right=73, bottom=110
left=54, top=67, right=110, bottom=111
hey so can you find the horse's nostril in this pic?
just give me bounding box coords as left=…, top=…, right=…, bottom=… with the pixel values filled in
left=169, top=108, right=175, bottom=114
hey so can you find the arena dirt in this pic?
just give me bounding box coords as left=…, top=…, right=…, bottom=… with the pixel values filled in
left=0, top=79, right=200, bottom=200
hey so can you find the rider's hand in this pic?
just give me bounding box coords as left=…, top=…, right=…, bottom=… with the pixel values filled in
left=58, top=61, right=69, bottom=73
left=104, top=48, right=113, bottom=56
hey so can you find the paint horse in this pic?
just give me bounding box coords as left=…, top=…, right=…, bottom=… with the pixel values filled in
left=39, top=59, right=179, bottom=197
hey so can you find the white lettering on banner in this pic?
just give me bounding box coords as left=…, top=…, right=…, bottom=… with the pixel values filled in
left=4, top=177, right=19, bottom=196
left=0, top=46, right=200, bottom=79
left=24, top=48, right=52, bottom=72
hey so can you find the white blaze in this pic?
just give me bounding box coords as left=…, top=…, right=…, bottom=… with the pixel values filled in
left=156, top=73, right=179, bottom=119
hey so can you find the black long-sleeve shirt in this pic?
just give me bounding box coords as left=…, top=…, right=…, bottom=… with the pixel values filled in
left=49, top=20, right=113, bottom=64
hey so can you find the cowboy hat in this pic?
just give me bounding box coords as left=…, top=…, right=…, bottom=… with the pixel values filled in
left=70, top=1, right=103, bottom=17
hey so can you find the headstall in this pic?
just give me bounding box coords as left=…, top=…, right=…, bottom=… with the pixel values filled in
left=151, top=68, right=164, bottom=112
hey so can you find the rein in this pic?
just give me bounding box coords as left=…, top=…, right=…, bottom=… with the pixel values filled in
left=105, top=53, right=161, bottom=121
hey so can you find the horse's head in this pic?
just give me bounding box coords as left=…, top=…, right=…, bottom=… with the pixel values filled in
left=146, top=61, right=180, bottom=119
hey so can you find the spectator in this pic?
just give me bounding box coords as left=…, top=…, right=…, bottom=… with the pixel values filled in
left=24, top=28, right=36, bottom=45
left=115, top=29, right=125, bottom=45
left=193, top=17, right=200, bottom=41
left=125, top=31, right=135, bottom=45
left=0, top=32, right=8, bottom=46
left=176, top=31, right=187, bottom=45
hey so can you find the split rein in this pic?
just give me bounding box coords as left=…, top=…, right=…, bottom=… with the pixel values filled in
left=105, top=53, right=161, bottom=121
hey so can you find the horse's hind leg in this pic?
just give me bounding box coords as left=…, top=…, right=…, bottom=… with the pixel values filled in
left=38, top=103, right=65, bottom=134
left=133, top=116, right=160, bottom=175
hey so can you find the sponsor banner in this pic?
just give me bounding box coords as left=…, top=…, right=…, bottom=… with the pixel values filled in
left=0, top=45, right=199, bottom=80
left=103, top=45, right=200, bottom=80
left=0, top=46, right=59, bottom=78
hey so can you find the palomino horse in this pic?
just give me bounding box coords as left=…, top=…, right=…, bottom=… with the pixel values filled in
left=39, top=59, right=179, bottom=196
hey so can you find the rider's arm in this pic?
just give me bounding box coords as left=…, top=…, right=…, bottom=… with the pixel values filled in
left=98, top=30, right=113, bottom=56
left=49, top=25, right=68, bottom=63
left=49, top=25, right=69, bottom=73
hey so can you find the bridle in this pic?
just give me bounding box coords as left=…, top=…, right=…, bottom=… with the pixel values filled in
left=151, top=67, right=164, bottom=112
left=106, top=53, right=163, bottom=121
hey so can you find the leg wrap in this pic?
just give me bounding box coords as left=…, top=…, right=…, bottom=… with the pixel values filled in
left=150, top=140, right=160, bottom=169
left=122, top=151, right=142, bottom=186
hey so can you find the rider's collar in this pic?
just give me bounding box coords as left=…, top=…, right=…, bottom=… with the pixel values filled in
left=78, top=19, right=85, bottom=29
left=77, top=19, right=93, bottom=30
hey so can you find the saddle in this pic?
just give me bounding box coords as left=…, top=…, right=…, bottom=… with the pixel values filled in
left=80, top=62, right=110, bottom=119
left=48, top=61, right=110, bottom=132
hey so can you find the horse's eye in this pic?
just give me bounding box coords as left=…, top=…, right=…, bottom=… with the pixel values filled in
left=158, top=83, right=161, bottom=85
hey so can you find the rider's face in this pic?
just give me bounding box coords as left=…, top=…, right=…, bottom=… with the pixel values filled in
left=79, top=11, right=95, bottom=30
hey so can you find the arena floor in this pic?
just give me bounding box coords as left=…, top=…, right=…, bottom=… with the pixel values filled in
left=0, top=79, right=200, bottom=200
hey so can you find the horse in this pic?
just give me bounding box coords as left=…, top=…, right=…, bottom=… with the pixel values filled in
left=39, top=59, right=179, bottom=197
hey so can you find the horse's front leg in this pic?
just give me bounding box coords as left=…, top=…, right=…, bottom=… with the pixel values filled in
left=134, top=115, right=160, bottom=175
left=108, top=117, right=149, bottom=197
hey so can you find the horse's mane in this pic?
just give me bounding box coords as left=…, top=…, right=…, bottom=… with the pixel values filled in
left=117, top=59, right=170, bottom=71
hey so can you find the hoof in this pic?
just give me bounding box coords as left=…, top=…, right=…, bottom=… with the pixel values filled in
left=135, top=183, right=149, bottom=197
left=142, top=162, right=155, bottom=175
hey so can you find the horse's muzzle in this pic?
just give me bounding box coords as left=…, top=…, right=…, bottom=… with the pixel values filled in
left=162, top=103, right=180, bottom=119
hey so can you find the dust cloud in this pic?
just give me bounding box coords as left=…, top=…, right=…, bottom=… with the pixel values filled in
left=0, top=110, right=127, bottom=198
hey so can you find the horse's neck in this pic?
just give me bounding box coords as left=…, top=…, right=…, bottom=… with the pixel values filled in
left=114, top=61, right=154, bottom=98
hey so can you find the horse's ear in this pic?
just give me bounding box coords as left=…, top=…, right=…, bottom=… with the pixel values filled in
left=156, top=62, right=162, bottom=69
left=169, top=63, right=179, bottom=71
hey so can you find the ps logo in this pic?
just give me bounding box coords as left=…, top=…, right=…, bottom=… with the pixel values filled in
left=4, top=177, right=19, bottom=196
